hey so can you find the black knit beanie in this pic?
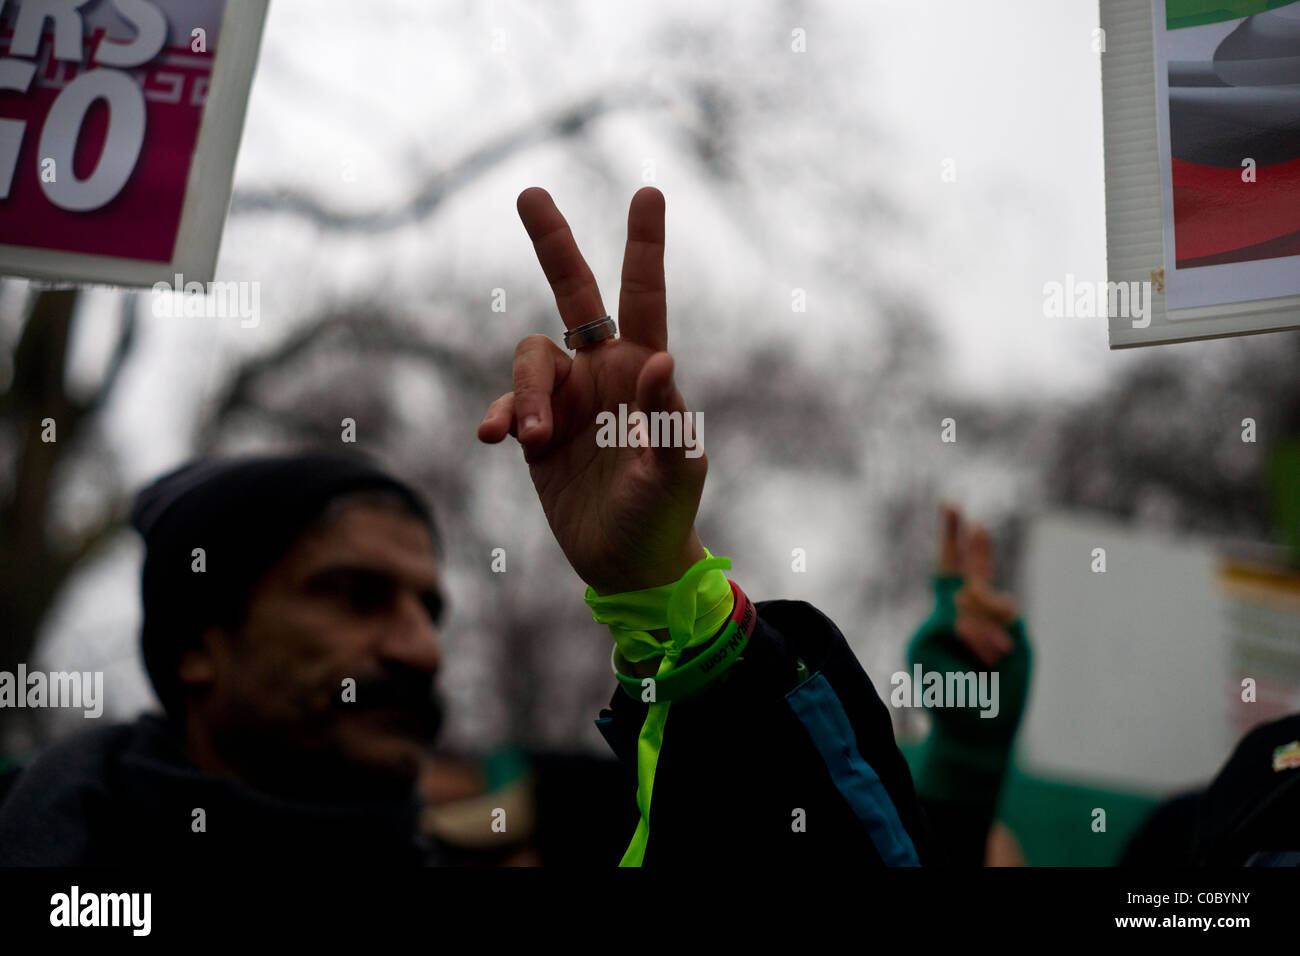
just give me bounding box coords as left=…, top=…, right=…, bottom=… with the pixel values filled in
left=129, top=452, right=436, bottom=718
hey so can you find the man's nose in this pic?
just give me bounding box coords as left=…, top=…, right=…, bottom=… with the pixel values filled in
left=379, top=591, right=442, bottom=675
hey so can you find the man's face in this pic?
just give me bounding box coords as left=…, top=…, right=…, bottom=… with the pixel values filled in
left=194, top=503, right=445, bottom=796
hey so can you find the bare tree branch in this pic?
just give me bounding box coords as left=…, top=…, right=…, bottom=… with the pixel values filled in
left=196, top=308, right=510, bottom=450
left=83, top=294, right=139, bottom=416
left=229, top=88, right=664, bottom=233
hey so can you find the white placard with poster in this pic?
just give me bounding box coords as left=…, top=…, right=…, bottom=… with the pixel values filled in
left=1101, top=0, right=1300, bottom=347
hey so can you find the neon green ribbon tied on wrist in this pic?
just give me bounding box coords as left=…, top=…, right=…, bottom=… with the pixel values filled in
left=584, top=549, right=735, bottom=867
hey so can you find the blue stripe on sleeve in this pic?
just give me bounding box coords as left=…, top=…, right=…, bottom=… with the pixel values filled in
left=786, top=671, right=920, bottom=866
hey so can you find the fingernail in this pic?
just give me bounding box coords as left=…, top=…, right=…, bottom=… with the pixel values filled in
left=523, top=415, right=540, bottom=434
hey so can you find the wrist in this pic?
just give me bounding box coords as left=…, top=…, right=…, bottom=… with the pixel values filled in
left=587, top=531, right=706, bottom=597
left=587, top=548, right=735, bottom=682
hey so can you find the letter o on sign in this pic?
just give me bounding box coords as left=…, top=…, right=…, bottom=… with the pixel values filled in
left=39, top=69, right=146, bottom=212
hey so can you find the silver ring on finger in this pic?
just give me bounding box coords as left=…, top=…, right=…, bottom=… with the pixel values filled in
left=564, top=315, right=617, bottom=350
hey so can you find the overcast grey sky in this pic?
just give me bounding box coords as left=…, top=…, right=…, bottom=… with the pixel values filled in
left=215, top=0, right=1132, bottom=405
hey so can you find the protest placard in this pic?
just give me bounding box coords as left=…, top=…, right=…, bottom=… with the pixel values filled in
left=0, top=0, right=268, bottom=287
left=1102, top=0, right=1300, bottom=346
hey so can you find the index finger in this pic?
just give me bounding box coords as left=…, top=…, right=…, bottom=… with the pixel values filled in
left=517, top=187, right=608, bottom=331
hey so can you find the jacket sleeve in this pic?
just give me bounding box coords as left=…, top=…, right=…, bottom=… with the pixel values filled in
left=906, top=575, right=1032, bottom=808
left=595, top=598, right=939, bottom=866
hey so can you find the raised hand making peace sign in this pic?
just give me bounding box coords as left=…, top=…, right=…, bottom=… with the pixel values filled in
left=937, top=504, right=1020, bottom=669
left=478, top=188, right=708, bottom=597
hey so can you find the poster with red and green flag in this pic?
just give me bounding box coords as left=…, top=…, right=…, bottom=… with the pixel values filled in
left=1155, top=0, right=1300, bottom=309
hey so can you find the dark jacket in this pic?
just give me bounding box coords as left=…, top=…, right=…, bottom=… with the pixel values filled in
left=0, top=714, right=432, bottom=866
left=1191, top=712, right=1300, bottom=866
left=1120, top=714, right=1300, bottom=867
left=596, top=599, right=937, bottom=865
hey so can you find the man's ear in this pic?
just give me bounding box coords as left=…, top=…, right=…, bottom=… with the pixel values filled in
left=177, top=625, right=224, bottom=691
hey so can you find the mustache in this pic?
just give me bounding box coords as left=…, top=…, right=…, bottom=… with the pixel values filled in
left=340, top=668, right=444, bottom=736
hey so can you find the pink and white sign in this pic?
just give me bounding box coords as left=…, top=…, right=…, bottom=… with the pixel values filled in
left=0, top=0, right=267, bottom=286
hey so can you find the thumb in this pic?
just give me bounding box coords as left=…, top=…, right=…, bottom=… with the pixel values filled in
left=634, top=352, right=703, bottom=468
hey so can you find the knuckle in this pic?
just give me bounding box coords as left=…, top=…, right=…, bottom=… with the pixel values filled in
left=513, top=334, right=549, bottom=359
